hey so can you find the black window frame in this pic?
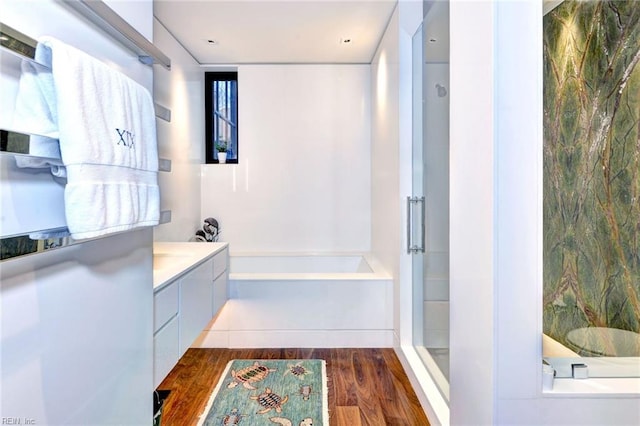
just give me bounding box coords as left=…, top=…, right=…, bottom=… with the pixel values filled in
left=205, top=71, right=239, bottom=164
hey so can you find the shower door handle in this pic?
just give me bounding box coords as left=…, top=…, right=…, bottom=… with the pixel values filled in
left=407, top=196, right=425, bottom=254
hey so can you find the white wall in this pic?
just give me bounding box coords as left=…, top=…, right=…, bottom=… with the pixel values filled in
left=153, top=19, right=203, bottom=242
left=1, top=230, right=153, bottom=424
left=200, top=64, right=371, bottom=253
left=448, top=1, right=496, bottom=424
left=371, top=7, right=401, bottom=334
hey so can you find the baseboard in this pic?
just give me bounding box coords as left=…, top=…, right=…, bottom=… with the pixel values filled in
left=395, top=345, right=450, bottom=426
left=193, top=329, right=394, bottom=348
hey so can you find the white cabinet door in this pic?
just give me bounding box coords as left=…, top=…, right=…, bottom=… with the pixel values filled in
left=179, top=258, right=214, bottom=355
left=153, top=317, right=180, bottom=389
left=154, top=281, right=179, bottom=333
left=212, top=273, right=228, bottom=316
left=213, top=247, right=228, bottom=279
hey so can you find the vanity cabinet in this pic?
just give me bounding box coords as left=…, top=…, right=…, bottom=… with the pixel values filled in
left=212, top=248, right=228, bottom=314
left=153, top=280, right=180, bottom=388
left=212, top=273, right=228, bottom=315
left=152, top=245, right=228, bottom=388
left=179, top=258, right=214, bottom=355
left=153, top=314, right=179, bottom=388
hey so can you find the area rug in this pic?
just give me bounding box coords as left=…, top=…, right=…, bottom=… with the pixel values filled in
left=197, top=359, right=328, bottom=426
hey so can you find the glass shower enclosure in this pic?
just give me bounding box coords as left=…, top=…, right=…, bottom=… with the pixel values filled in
left=410, top=1, right=450, bottom=400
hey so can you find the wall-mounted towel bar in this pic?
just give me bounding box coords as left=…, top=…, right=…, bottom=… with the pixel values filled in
left=0, top=207, right=173, bottom=261
left=0, top=21, right=36, bottom=58
left=0, top=4, right=170, bottom=70
left=158, top=158, right=172, bottom=172
left=155, top=103, right=172, bottom=123
left=0, top=10, right=173, bottom=261
left=0, top=128, right=172, bottom=171
left=1, top=23, right=172, bottom=123
left=0, top=129, right=52, bottom=155
left=61, top=0, right=171, bottom=70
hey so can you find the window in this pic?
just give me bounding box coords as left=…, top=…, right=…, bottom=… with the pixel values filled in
left=205, top=71, right=238, bottom=163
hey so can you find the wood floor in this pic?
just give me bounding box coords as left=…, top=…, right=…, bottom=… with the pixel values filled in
left=157, top=348, right=430, bottom=426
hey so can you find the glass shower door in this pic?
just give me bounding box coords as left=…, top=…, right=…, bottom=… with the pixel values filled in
left=411, top=2, right=450, bottom=400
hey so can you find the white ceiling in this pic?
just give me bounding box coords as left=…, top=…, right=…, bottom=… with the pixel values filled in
left=154, top=0, right=398, bottom=65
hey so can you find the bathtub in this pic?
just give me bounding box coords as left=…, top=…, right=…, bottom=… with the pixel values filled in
left=230, top=253, right=379, bottom=275
left=543, top=331, right=640, bottom=379
left=195, top=253, right=394, bottom=348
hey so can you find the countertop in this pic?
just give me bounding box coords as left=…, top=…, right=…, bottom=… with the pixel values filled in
left=153, top=242, right=228, bottom=291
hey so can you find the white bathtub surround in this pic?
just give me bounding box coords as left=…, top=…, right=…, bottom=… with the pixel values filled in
left=229, top=254, right=374, bottom=274
left=194, top=253, right=393, bottom=348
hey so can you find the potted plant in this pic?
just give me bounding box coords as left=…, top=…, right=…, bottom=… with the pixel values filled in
left=216, top=140, right=228, bottom=163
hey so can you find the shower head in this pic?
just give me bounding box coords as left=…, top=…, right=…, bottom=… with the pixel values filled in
left=435, top=83, right=447, bottom=97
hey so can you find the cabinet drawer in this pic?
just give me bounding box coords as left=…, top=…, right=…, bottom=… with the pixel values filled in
left=153, top=317, right=179, bottom=388
left=212, top=273, right=228, bottom=315
left=179, top=259, right=214, bottom=355
left=154, top=282, right=178, bottom=333
left=213, top=247, right=228, bottom=279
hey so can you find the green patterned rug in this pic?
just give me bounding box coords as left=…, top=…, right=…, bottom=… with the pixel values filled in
left=197, top=359, right=328, bottom=426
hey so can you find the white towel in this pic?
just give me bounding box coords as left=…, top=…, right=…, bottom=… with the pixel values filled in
left=13, top=50, right=62, bottom=160
left=14, top=37, right=159, bottom=239
left=29, top=228, right=71, bottom=240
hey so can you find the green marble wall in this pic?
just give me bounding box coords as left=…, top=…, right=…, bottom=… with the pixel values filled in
left=543, top=0, right=640, bottom=354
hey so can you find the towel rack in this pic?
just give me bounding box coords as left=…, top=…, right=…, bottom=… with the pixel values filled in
left=0, top=10, right=174, bottom=260
left=0, top=129, right=50, bottom=155
left=0, top=3, right=170, bottom=70
left=0, top=22, right=173, bottom=163
left=1, top=206, right=172, bottom=261
left=0, top=23, right=172, bottom=123
left=62, top=0, right=171, bottom=70
left=1, top=128, right=172, bottom=173
left=0, top=9, right=171, bottom=261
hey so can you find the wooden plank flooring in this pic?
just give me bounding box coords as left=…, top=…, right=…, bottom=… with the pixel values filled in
left=157, top=348, right=430, bottom=426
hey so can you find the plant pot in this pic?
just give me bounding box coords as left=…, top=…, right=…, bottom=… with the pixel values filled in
left=218, top=152, right=227, bottom=164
